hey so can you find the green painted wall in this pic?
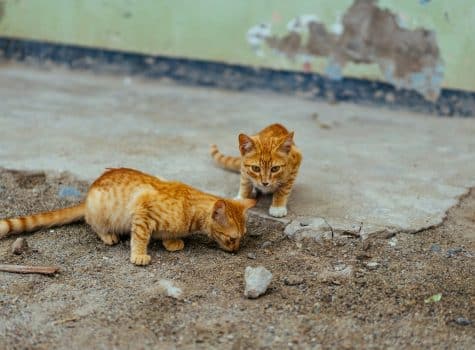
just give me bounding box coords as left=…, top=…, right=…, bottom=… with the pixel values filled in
left=0, top=0, right=473, bottom=91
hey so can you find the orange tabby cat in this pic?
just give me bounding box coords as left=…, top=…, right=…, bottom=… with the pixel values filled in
left=210, top=123, right=302, bottom=217
left=0, top=168, right=255, bottom=265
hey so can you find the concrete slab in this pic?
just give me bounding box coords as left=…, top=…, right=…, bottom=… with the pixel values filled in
left=0, top=64, right=474, bottom=237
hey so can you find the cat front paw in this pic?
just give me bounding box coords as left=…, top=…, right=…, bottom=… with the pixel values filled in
left=269, top=206, right=287, bottom=217
left=130, top=254, right=151, bottom=266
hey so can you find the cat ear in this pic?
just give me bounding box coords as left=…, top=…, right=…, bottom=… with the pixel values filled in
left=278, top=132, right=294, bottom=154
left=240, top=198, right=257, bottom=211
left=212, top=200, right=228, bottom=225
left=238, top=134, right=255, bottom=155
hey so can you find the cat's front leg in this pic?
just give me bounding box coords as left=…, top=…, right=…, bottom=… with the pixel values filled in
left=269, top=177, right=296, bottom=217
left=162, top=239, right=185, bottom=252
left=130, top=214, right=155, bottom=266
left=235, top=175, right=255, bottom=200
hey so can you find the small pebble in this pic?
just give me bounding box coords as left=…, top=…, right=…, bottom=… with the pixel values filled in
left=283, top=275, right=304, bottom=286
left=388, top=237, right=398, bottom=247
left=11, top=238, right=28, bottom=255
left=446, top=247, right=463, bottom=258
left=261, top=241, right=271, bottom=249
left=454, top=317, right=472, bottom=326
left=247, top=252, right=257, bottom=260
left=430, top=244, right=441, bottom=253
left=158, top=279, right=182, bottom=299
left=365, top=261, right=379, bottom=270
left=244, top=266, right=273, bottom=299
left=334, top=263, right=347, bottom=271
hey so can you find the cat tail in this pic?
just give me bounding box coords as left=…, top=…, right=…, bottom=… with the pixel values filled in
left=210, top=144, right=241, bottom=172
left=0, top=203, right=86, bottom=238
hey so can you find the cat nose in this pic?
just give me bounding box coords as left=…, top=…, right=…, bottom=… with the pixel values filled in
left=262, top=182, right=269, bottom=187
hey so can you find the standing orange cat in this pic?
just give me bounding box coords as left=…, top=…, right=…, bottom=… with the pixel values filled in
left=0, top=168, right=255, bottom=265
left=210, top=123, right=302, bottom=217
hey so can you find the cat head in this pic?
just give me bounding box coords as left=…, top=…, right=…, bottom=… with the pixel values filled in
left=208, top=198, right=256, bottom=252
left=238, top=131, right=294, bottom=193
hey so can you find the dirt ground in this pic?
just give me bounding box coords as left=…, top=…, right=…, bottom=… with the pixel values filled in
left=0, top=168, right=474, bottom=350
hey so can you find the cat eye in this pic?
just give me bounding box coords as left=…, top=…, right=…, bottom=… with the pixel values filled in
left=271, top=166, right=281, bottom=173
left=251, top=165, right=261, bottom=172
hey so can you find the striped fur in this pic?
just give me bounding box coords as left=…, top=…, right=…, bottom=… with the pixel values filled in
left=212, top=124, right=302, bottom=218
left=0, top=204, right=85, bottom=238
left=210, top=144, right=241, bottom=172
left=0, top=168, right=255, bottom=266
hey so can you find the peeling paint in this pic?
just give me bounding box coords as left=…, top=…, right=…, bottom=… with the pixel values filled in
left=246, top=23, right=272, bottom=57
left=251, top=0, right=444, bottom=100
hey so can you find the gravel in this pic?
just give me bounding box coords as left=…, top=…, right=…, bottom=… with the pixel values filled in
left=1, top=168, right=474, bottom=349
left=283, top=275, right=304, bottom=286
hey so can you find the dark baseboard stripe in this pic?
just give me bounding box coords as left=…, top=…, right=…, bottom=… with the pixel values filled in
left=0, top=37, right=474, bottom=117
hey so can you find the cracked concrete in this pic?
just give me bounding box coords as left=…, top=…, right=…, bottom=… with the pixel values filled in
left=0, top=64, right=474, bottom=238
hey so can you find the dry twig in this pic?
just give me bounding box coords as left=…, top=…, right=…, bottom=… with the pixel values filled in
left=0, top=264, right=59, bottom=275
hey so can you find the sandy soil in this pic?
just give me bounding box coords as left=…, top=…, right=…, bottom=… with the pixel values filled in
left=0, top=168, right=474, bottom=350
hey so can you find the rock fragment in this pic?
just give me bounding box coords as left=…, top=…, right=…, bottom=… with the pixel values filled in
left=454, top=317, right=472, bottom=326
left=446, top=247, right=463, bottom=258
left=365, top=261, right=380, bottom=270
left=244, top=266, right=272, bottom=299
left=157, top=279, right=182, bottom=299
left=284, top=218, right=332, bottom=240
left=11, top=238, right=28, bottom=255
left=261, top=241, right=271, bottom=249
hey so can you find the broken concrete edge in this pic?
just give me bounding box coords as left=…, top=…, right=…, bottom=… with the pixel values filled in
left=250, top=186, right=475, bottom=242
left=0, top=37, right=473, bottom=117
left=407, top=187, right=474, bottom=236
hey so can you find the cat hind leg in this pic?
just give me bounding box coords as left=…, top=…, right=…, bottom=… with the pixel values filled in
left=162, top=239, right=185, bottom=252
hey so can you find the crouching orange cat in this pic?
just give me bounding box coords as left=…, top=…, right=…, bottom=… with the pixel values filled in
left=211, top=123, right=302, bottom=218
left=0, top=168, right=255, bottom=265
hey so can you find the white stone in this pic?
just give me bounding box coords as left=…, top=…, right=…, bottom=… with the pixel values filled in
left=284, top=218, right=332, bottom=240
left=158, top=279, right=182, bottom=299
left=365, top=262, right=380, bottom=270
left=244, top=266, right=273, bottom=299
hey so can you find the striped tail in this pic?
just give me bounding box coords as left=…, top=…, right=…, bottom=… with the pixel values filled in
left=0, top=203, right=86, bottom=238
left=210, top=144, right=241, bottom=172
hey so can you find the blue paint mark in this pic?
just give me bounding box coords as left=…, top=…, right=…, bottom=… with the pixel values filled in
left=324, top=58, right=342, bottom=81
left=58, top=186, right=82, bottom=198
left=409, top=72, right=427, bottom=91
left=419, top=0, right=431, bottom=5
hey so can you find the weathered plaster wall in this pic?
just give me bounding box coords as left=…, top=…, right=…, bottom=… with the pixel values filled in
left=0, top=0, right=473, bottom=94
